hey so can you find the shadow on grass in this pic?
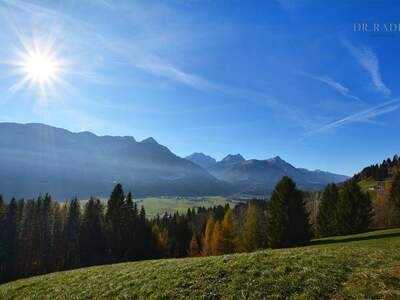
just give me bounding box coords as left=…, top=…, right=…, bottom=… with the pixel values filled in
left=310, top=231, right=400, bottom=246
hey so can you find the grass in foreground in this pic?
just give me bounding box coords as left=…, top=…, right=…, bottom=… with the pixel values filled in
left=1, top=229, right=400, bottom=299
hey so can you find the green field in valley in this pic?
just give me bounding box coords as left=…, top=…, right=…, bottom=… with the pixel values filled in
left=1, top=228, right=400, bottom=299
left=79, top=196, right=241, bottom=218
left=137, top=196, right=240, bottom=217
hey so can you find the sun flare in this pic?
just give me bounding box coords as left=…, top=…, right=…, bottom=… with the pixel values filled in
left=8, top=38, right=68, bottom=99
left=22, top=51, right=60, bottom=83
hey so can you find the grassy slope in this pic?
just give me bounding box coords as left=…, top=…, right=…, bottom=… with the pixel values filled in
left=1, top=229, right=400, bottom=299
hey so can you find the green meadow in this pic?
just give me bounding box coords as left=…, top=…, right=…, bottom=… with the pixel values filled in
left=136, top=196, right=240, bottom=217
left=1, top=228, right=399, bottom=299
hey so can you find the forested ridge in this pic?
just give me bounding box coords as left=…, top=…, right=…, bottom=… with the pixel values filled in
left=353, top=154, right=400, bottom=181
left=1, top=171, right=393, bottom=284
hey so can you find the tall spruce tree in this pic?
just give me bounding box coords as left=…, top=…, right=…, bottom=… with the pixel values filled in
left=106, top=183, right=126, bottom=261
left=317, top=183, right=339, bottom=237
left=52, top=202, right=66, bottom=271
left=336, top=180, right=373, bottom=234
left=80, top=198, right=107, bottom=266
left=5, top=198, right=20, bottom=281
left=18, top=199, right=36, bottom=277
left=241, top=204, right=267, bottom=251
left=201, top=215, right=215, bottom=256
left=135, top=206, right=154, bottom=259
left=40, top=194, right=54, bottom=273
left=188, top=231, right=200, bottom=257
left=211, top=221, right=223, bottom=255
left=267, top=176, right=311, bottom=248
left=64, top=198, right=81, bottom=269
left=221, top=208, right=236, bottom=254
left=123, top=192, right=137, bottom=260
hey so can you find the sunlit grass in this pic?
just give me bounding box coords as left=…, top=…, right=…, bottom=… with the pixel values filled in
left=1, top=229, right=400, bottom=299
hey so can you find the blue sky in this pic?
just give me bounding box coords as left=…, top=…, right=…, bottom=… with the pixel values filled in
left=0, top=0, right=399, bottom=176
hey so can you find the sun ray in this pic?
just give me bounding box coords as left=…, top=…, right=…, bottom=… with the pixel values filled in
left=5, top=35, right=69, bottom=101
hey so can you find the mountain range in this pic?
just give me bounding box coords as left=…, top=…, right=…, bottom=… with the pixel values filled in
left=0, top=122, right=348, bottom=200
left=0, top=123, right=230, bottom=199
left=186, top=153, right=349, bottom=195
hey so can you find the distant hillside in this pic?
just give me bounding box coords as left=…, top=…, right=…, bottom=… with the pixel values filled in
left=0, top=123, right=350, bottom=199
left=0, top=123, right=231, bottom=199
left=353, top=154, right=400, bottom=182
left=185, top=152, right=216, bottom=169
left=208, top=154, right=349, bottom=194
left=1, top=229, right=399, bottom=299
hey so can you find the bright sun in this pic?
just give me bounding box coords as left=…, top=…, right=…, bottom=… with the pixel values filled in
left=22, top=52, right=59, bottom=83
left=8, top=38, right=68, bottom=98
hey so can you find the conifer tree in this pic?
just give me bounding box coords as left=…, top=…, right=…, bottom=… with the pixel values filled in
left=52, top=202, right=66, bottom=270
left=80, top=198, right=107, bottom=266
left=267, top=176, right=311, bottom=248
left=211, top=221, right=224, bottom=255
left=317, top=183, right=339, bottom=237
left=221, top=208, right=236, bottom=253
left=241, top=204, right=267, bottom=251
left=336, top=180, right=373, bottom=234
left=4, top=198, right=18, bottom=280
left=40, top=194, right=54, bottom=273
left=123, top=192, right=137, bottom=260
left=135, top=205, right=154, bottom=259
left=106, top=183, right=126, bottom=261
left=188, top=231, right=200, bottom=257
left=18, top=200, right=36, bottom=276
left=64, top=198, right=81, bottom=269
left=201, top=215, right=215, bottom=256
left=151, top=223, right=166, bottom=258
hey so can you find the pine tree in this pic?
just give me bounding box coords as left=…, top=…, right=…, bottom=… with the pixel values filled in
left=3, top=198, right=20, bottom=279
left=80, top=198, right=107, bottom=266
left=267, top=176, right=311, bottom=248
left=151, top=223, right=166, bottom=258
left=188, top=231, right=200, bottom=257
left=39, top=194, right=54, bottom=273
left=221, top=208, right=236, bottom=253
left=106, top=183, right=126, bottom=261
left=64, top=198, right=81, bottom=269
left=336, top=180, right=373, bottom=234
left=241, top=204, right=267, bottom=251
left=52, top=202, right=66, bottom=271
left=132, top=205, right=154, bottom=259
left=211, top=221, right=223, bottom=255
left=123, top=192, right=138, bottom=260
left=201, top=215, right=215, bottom=256
left=317, top=183, right=339, bottom=237
left=17, top=199, right=36, bottom=277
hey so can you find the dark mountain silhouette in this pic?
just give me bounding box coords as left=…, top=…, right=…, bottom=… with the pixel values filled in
left=208, top=154, right=348, bottom=195
left=185, top=152, right=217, bottom=169
left=0, top=123, right=231, bottom=200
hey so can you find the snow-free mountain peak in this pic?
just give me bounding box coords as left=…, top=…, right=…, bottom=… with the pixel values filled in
left=141, top=137, right=158, bottom=144
left=185, top=152, right=217, bottom=169
left=221, top=154, right=245, bottom=163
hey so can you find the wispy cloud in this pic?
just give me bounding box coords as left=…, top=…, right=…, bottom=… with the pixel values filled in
left=296, top=70, right=362, bottom=102
left=343, top=38, right=391, bottom=97
left=307, top=98, right=400, bottom=135
left=0, top=0, right=322, bottom=133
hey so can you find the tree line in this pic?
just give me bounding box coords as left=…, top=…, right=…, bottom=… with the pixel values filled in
left=0, top=175, right=376, bottom=283
left=353, top=154, right=400, bottom=182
